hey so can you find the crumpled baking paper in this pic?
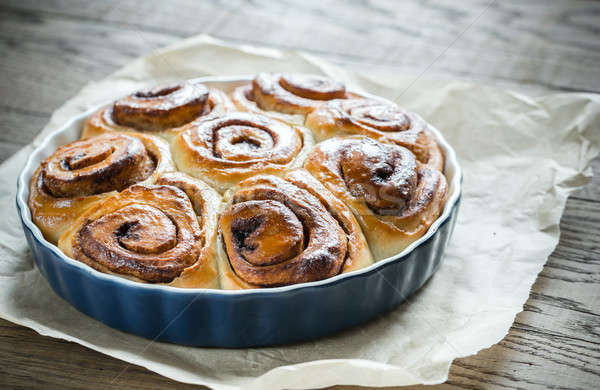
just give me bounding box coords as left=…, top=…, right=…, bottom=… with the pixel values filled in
left=0, top=35, right=599, bottom=390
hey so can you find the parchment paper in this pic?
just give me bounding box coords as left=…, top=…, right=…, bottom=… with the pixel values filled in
left=1, top=35, right=599, bottom=389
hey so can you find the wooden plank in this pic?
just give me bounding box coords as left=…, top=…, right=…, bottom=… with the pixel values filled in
left=0, top=195, right=597, bottom=390
left=0, top=106, right=49, bottom=144
left=438, top=325, right=599, bottom=390
left=2, top=0, right=600, bottom=93
left=0, top=319, right=203, bottom=390
left=1, top=1, right=599, bottom=162
left=350, top=198, right=600, bottom=390
left=1, top=0, right=600, bottom=116
left=0, top=6, right=176, bottom=114
left=0, top=106, right=50, bottom=161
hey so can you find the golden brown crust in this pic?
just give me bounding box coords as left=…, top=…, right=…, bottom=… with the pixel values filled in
left=305, top=98, right=444, bottom=171
left=230, top=73, right=352, bottom=124
left=217, top=169, right=373, bottom=289
left=28, top=133, right=174, bottom=244
left=61, top=185, right=202, bottom=283
left=41, top=134, right=155, bottom=197
left=58, top=176, right=221, bottom=288
left=304, top=136, right=448, bottom=260
left=284, top=170, right=373, bottom=274
left=231, top=84, right=305, bottom=125
left=171, top=112, right=314, bottom=192
left=155, top=172, right=220, bottom=288
left=82, top=85, right=235, bottom=141
left=29, top=76, right=452, bottom=289
left=112, top=83, right=209, bottom=131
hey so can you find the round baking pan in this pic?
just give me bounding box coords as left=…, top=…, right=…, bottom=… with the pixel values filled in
left=16, top=76, right=462, bottom=347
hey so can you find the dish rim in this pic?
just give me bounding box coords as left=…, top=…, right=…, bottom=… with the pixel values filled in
left=16, top=74, right=462, bottom=296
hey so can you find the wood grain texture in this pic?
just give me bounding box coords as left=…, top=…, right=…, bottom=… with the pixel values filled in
left=0, top=0, right=599, bottom=389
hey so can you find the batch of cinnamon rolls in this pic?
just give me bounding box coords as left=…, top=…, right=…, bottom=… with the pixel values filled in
left=28, top=73, right=448, bottom=289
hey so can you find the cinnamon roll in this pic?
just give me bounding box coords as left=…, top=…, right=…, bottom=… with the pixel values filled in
left=217, top=169, right=373, bottom=289
left=304, top=136, right=448, bottom=260
left=171, top=112, right=314, bottom=192
left=231, top=73, right=352, bottom=124
left=58, top=174, right=221, bottom=287
left=305, top=98, right=444, bottom=171
left=83, top=82, right=234, bottom=141
left=29, top=133, right=174, bottom=243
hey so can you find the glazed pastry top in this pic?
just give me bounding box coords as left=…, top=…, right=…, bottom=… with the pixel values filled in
left=29, top=74, right=450, bottom=288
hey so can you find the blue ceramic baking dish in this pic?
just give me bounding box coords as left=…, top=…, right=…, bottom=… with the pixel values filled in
left=16, top=76, right=462, bottom=347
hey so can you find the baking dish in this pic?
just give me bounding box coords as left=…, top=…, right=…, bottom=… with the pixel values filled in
left=16, top=76, right=462, bottom=347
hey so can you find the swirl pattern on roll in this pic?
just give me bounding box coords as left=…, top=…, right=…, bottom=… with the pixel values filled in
left=29, top=74, right=453, bottom=290
left=83, top=82, right=234, bottom=139
left=58, top=172, right=221, bottom=287
left=153, top=172, right=221, bottom=287
left=218, top=170, right=372, bottom=288
left=171, top=112, right=313, bottom=192
left=58, top=185, right=200, bottom=282
left=304, top=136, right=447, bottom=260
left=231, top=73, right=350, bottom=120
left=305, top=98, right=444, bottom=171
left=29, top=133, right=174, bottom=243
left=42, top=134, right=154, bottom=197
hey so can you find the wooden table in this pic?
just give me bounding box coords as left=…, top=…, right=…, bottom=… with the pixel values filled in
left=1, top=1, right=598, bottom=389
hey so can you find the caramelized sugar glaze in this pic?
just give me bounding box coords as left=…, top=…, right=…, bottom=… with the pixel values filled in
left=58, top=172, right=220, bottom=287
left=306, top=98, right=444, bottom=171
left=171, top=111, right=313, bottom=192
left=83, top=81, right=234, bottom=140
left=29, top=133, right=174, bottom=243
left=231, top=73, right=354, bottom=124
left=304, top=136, right=447, bottom=260
left=29, top=74, right=450, bottom=288
left=218, top=170, right=372, bottom=289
